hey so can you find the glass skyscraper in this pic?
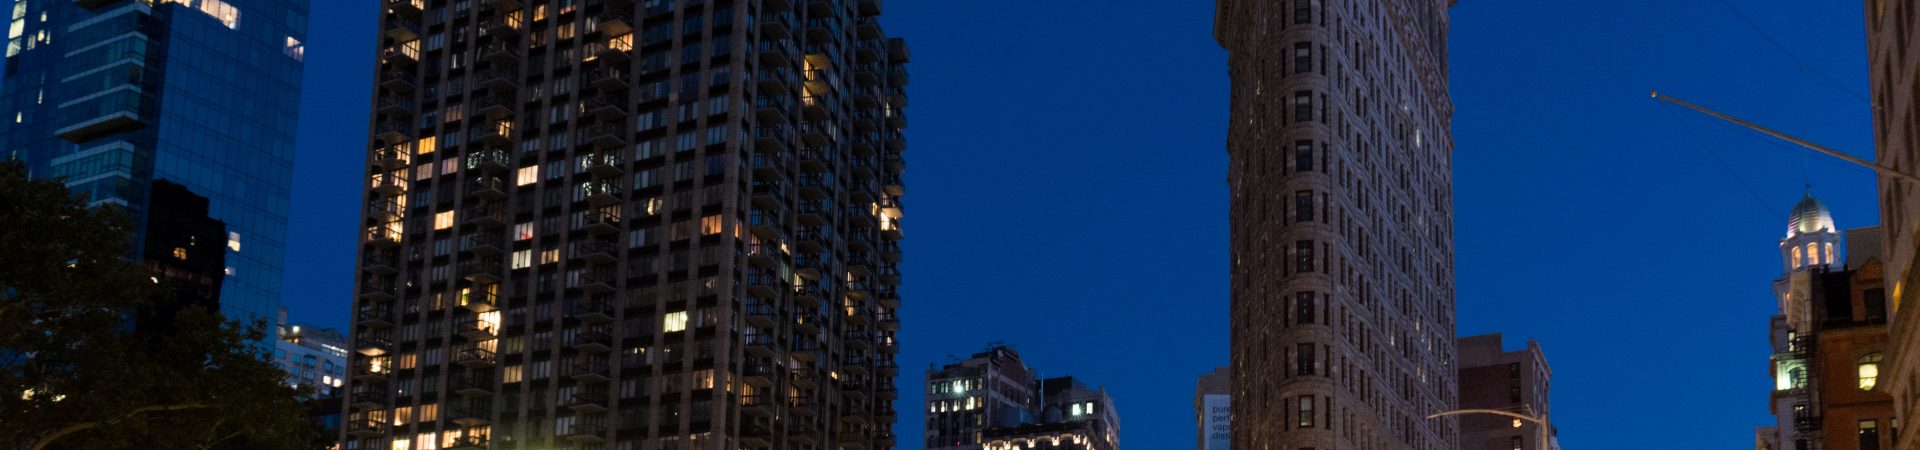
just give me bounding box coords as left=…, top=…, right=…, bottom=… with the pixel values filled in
left=0, top=0, right=309, bottom=324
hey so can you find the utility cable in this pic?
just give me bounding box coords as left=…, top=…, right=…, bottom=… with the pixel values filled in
left=1714, top=0, right=1870, bottom=103
left=1663, top=105, right=1787, bottom=221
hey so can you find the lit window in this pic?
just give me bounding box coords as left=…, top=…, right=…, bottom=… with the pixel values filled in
left=701, top=215, right=722, bottom=235
left=1808, top=243, right=1820, bottom=265
left=514, top=222, right=533, bottom=240
left=417, top=136, right=436, bottom=155
left=1297, top=396, right=1314, bottom=428
left=664, top=311, right=689, bottom=332
left=1827, top=243, right=1836, bottom=265
left=284, top=36, right=304, bottom=61
left=1861, top=353, right=1885, bottom=391
left=517, top=166, right=538, bottom=186
left=172, top=247, right=187, bottom=260
left=1793, top=247, right=1803, bottom=269
left=228, top=232, right=242, bottom=252
left=540, top=249, right=559, bottom=264
left=434, top=211, right=454, bottom=230
left=512, top=250, right=531, bottom=269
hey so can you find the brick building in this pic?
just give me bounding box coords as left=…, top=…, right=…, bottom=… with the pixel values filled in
left=1455, top=334, right=1552, bottom=450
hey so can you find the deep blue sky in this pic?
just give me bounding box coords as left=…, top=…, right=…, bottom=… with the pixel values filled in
left=282, top=1, right=1878, bottom=448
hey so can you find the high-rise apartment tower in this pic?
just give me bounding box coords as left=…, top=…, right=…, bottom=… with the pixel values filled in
left=0, top=0, right=310, bottom=324
left=342, top=0, right=909, bottom=448
left=1215, top=1, right=1459, bottom=449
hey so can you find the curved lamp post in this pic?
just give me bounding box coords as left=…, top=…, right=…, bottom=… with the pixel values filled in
left=1426, top=408, right=1550, bottom=450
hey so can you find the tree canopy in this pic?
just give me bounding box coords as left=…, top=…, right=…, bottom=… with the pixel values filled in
left=0, top=160, right=321, bottom=450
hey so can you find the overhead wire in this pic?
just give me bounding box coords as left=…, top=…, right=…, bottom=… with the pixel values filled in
left=1713, top=0, right=1870, bottom=103
left=1662, top=105, right=1787, bottom=221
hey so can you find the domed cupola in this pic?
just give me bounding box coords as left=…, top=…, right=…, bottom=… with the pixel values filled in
left=1787, top=195, right=1836, bottom=237
left=1780, top=194, right=1842, bottom=273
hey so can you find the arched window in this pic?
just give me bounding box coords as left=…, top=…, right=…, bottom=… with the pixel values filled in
left=1793, top=247, right=1804, bottom=269
left=1826, top=243, right=1835, bottom=265
left=1808, top=243, right=1820, bottom=265
left=1861, top=353, right=1885, bottom=391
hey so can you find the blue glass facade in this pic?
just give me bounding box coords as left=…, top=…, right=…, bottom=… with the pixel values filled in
left=0, top=0, right=308, bottom=324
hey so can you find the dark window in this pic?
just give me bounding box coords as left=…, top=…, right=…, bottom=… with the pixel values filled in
left=1296, top=241, right=1314, bottom=273
left=1297, top=396, right=1314, bottom=427
left=1293, top=43, right=1311, bottom=74
left=1863, top=420, right=1882, bottom=450
left=1509, top=362, right=1521, bottom=378
left=1294, top=91, right=1313, bottom=124
left=1295, top=141, right=1314, bottom=172
left=1293, top=0, right=1311, bottom=24
left=1512, top=436, right=1523, bottom=450
left=1296, top=343, right=1315, bottom=376
left=1296, top=292, right=1315, bottom=324
left=1295, top=191, right=1315, bottom=222
left=1509, top=386, right=1522, bottom=403
left=1866, top=288, right=1889, bottom=321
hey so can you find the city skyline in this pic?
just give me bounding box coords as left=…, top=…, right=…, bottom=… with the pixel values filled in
left=264, top=1, right=1882, bottom=449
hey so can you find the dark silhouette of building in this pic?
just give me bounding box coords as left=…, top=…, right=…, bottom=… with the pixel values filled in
left=137, top=179, right=227, bottom=334
left=1215, top=0, right=1460, bottom=449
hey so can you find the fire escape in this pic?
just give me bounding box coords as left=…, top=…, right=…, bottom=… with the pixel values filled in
left=1791, top=332, right=1822, bottom=449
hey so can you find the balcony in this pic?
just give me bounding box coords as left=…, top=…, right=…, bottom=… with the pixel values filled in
left=570, top=298, right=616, bottom=323
left=480, top=12, right=523, bottom=38
left=875, top=287, right=899, bottom=308
left=793, top=253, right=826, bottom=279
left=751, top=180, right=788, bottom=208
left=567, top=390, right=610, bottom=413
left=464, top=149, right=511, bottom=174
left=563, top=424, right=608, bottom=443
left=580, top=207, right=623, bottom=235
left=458, top=285, right=499, bottom=312
left=454, top=374, right=494, bottom=397
left=744, top=332, right=775, bottom=358
left=797, top=174, right=834, bottom=199
left=755, top=95, right=794, bottom=124
left=791, top=368, right=819, bottom=390
left=746, top=243, right=787, bottom=269
left=580, top=124, right=629, bottom=149
left=743, top=272, right=782, bottom=297
left=576, top=269, right=618, bottom=294
left=878, top=311, right=899, bottom=331
left=742, top=362, right=777, bottom=387
left=760, top=13, right=793, bottom=39
left=742, top=393, right=775, bottom=417
left=880, top=217, right=903, bottom=240
left=741, top=423, right=773, bottom=449
left=471, top=120, right=514, bottom=145
left=751, top=152, right=790, bottom=180
left=793, top=283, right=825, bottom=308
left=345, top=419, right=389, bottom=438
left=464, top=231, right=505, bottom=256
left=479, top=41, right=520, bottom=65
left=753, top=125, right=793, bottom=153
left=578, top=151, right=624, bottom=177
left=372, top=119, right=412, bottom=143
left=352, top=358, right=391, bottom=383
left=598, top=8, right=634, bottom=37
left=386, top=0, right=424, bottom=15
left=450, top=406, right=492, bottom=427
left=356, top=306, right=396, bottom=329
left=571, top=331, right=613, bottom=353
left=744, top=300, right=780, bottom=328
left=368, top=171, right=409, bottom=197
left=589, top=66, right=629, bottom=91
left=472, top=94, right=516, bottom=119
left=571, top=359, right=611, bottom=383
left=791, top=337, right=819, bottom=361
left=461, top=259, right=503, bottom=284
left=370, top=145, right=411, bottom=171
left=589, top=34, right=633, bottom=63
left=457, top=315, right=499, bottom=341
left=476, top=65, right=520, bottom=92
left=454, top=346, right=497, bottom=369
left=354, top=335, right=393, bottom=357
left=470, top=176, right=508, bottom=201
left=380, top=69, right=416, bottom=91
left=376, top=96, right=414, bottom=117
left=480, top=0, right=519, bottom=12
left=365, top=199, right=405, bottom=223
left=574, top=240, right=618, bottom=265
left=383, top=40, right=420, bottom=65
left=349, top=389, right=388, bottom=410
left=581, top=179, right=622, bottom=207
left=464, top=205, right=507, bottom=228
left=749, top=209, right=784, bottom=239
left=359, top=278, right=399, bottom=302
left=798, top=147, right=833, bottom=171
left=756, top=41, right=794, bottom=66
left=585, top=97, right=630, bottom=127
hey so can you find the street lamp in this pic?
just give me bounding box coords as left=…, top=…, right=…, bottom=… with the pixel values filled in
left=1426, top=407, right=1551, bottom=450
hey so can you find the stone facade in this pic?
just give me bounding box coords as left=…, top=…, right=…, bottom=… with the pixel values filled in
left=1216, top=1, right=1459, bottom=449
left=1865, top=1, right=1920, bottom=448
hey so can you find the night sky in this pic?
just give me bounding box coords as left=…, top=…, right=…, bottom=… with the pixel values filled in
left=280, top=1, right=1879, bottom=448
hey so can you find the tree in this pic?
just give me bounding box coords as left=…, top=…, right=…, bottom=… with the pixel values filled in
left=0, top=160, right=320, bottom=450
